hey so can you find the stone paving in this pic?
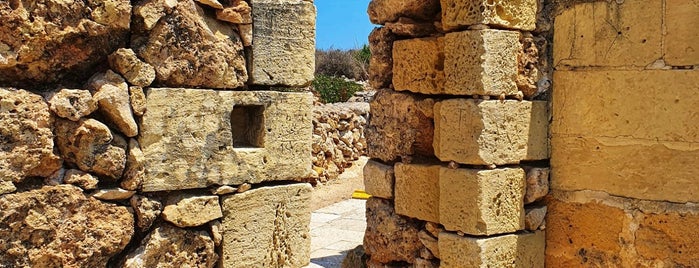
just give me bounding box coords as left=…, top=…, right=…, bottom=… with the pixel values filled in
left=305, top=198, right=367, bottom=268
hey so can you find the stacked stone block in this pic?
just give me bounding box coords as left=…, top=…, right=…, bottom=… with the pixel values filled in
left=362, top=0, right=549, bottom=266
left=548, top=0, right=699, bottom=266
left=0, top=0, right=316, bottom=267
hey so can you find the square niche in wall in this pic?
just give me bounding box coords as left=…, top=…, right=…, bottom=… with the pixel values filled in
left=231, top=104, right=265, bottom=148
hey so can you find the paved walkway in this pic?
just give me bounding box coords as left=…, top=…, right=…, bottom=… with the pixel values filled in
left=305, top=198, right=367, bottom=268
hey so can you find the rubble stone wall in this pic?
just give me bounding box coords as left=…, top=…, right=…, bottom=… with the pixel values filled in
left=0, top=0, right=316, bottom=267
left=362, top=0, right=698, bottom=267
left=362, top=0, right=550, bottom=266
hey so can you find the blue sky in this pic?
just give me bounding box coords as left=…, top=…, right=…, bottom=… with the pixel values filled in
left=315, top=0, right=375, bottom=50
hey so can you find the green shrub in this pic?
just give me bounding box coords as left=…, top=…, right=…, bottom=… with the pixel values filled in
left=312, top=74, right=362, bottom=103
left=315, top=46, right=370, bottom=81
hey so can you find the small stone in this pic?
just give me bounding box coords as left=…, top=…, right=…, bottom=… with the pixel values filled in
left=44, top=167, right=65, bottom=186
left=238, top=24, right=253, bottom=46
left=130, top=195, right=163, bottom=231
left=0, top=180, right=16, bottom=195
left=216, top=1, right=252, bottom=24
left=63, top=169, right=99, bottom=190
left=108, top=48, right=156, bottom=87
left=121, top=139, right=144, bottom=191
left=237, top=183, right=252, bottom=193
left=129, top=86, right=147, bottom=116
left=55, top=118, right=126, bottom=180
left=120, top=223, right=218, bottom=268
left=414, top=257, right=440, bottom=268
left=93, top=188, right=136, bottom=200
left=88, top=71, right=139, bottom=137
left=418, top=230, right=440, bottom=258
left=525, top=206, right=547, bottom=231
left=211, top=185, right=237, bottom=195
left=209, top=220, right=223, bottom=247
left=196, top=0, right=224, bottom=9
left=447, top=161, right=459, bottom=169
left=419, top=247, right=435, bottom=260
left=162, top=195, right=223, bottom=227
left=424, top=222, right=443, bottom=238
left=524, top=167, right=550, bottom=204
left=48, top=89, right=98, bottom=121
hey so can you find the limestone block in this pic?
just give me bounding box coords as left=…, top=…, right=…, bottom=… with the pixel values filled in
left=250, top=0, right=315, bottom=86
left=545, top=199, right=627, bottom=267
left=553, top=1, right=662, bottom=68
left=0, top=0, right=130, bottom=87
left=48, top=89, right=98, bottom=121
left=440, top=167, right=525, bottom=235
left=0, top=89, right=62, bottom=183
left=220, top=183, right=312, bottom=268
left=363, top=160, right=395, bottom=199
left=364, top=197, right=422, bottom=264
left=366, top=89, right=435, bottom=162
left=551, top=70, right=699, bottom=203
left=636, top=211, right=699, bottom=267
left=394, top=163, right=440, bottom=223
left=132, top=0, right=247, bottom=89
left=369, top=27, right=396, bottom=90
left=367, top=0, right=440, bottom=25
left=121, top=223, right=218, bottom=268
left=434, top=99, right=549, bottom=166
left=0, top=185, right=134, bottom=267
left=139, top=89, right=313, bottom=191
left=216, top=0, right=252, bottom=24
left=108, top=48, right=156, bottom=87
left=441, top=0, right=537, bottom=31
left=162, top=195, right=222, bottom=227
left=665, top=0, right=699, bottom=65
left=130, top=195, right=162, bottom=231
left=444, top=30, right=521, bottom=96
left=392, top=37, right=444, bottom=95
left=89, top=70, right=139, bottom=137
left=63, top=169, right=99, bottom=190
left=439, top=231, right=545, bottom=268
left=55, top=118, right=126, bottom=180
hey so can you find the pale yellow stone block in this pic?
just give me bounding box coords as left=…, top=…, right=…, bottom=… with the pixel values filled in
left=394, top=163, right=441, bottom=223
left=440, top=0, right=537, bottom=31
left=439, top=231, right=545, bottom=268
left=363, top=160, right=395, bottom=199
left=665, top=0, right=699, bottom=66
left=392, top=37, right=444, bottom=95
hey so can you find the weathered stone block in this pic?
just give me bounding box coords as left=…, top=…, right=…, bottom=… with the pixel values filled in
left=665, top=0, right=699, bottom=65
left=0, top=89, right=62, bottom=183
left=366, top=89, right=435, bottom=162
left=132, top=0, right=247, bottom=89
left=636, top=211, right=699, bottom=267
left=0, top=185, right=134, bottom=267
left=553, top=1, right=662, bottom=68
left=392, top=37, right=444, bottom=95
left=250, top=0, right=315, bottom=86
left=363, top=160, right=395, bottom=199
left=444, top=30, right=521, bottom=96
left=121, top=223, right=218, bottom=268
left=434, top=99, right=549, bottom=166
left=441, top=0, right=537, bottom=31
left=139, top=89, right=313, bottom=192
left=369, top=27, right=396, bottom=90
left=220, top=183, right=312, bottom=268
left=364, top=197, right=422, bottom=264
left=440, top=167, right=525, bottom=235
left=394, top=163, right=440, bottom=223
left=545, top=199, right=628, bottom=267
left=162, top=195, right=222, bottom=228
left=367, top=0, right=440, bottom=25
left=439, top=231, right=545, bottom=268
left=551, top=70, right=699, bottom=203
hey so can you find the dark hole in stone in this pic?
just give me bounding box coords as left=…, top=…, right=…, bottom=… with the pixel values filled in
left=230, top=104, right=265, bottom=148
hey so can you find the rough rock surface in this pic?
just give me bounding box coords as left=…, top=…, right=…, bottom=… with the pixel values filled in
left=89, top=70, right=139, bottom=137
left=121, top=223, right=218, bottom=268
left=130, top=195, right=163, bottom=231
left=216, top=0, right=252, bottom=24
left=0, top=0, right=131, bottom=87
left=367, top=0, right=440, bottom=24
left=129, top=86, right=147, bottom=116
left=108, top=48, right=156, bottom=87
left=0, top=185, right=134, bottom=267
left=0, top=88, right=62, bottom=182
left=342, top=245, right=368, bottom=268
left=93, top=188, right=136, bottom=200
left=366, top=89, right=435, bottom=162
left=368, top=27, right=396, bottom=90
left=121, top=139, right=145, bottom=191
left=63, top=169, right=99, bottom=190
left=162, top=195, right=222, bottom=227
left=132, top=0, right=247, bottom=89
left=524, top=167, right=549, bottom=204
left=55, top=118, right=126, bottom=180
left=364, top=197, right=423, bottom=264
left=48, top=89, right=98, bottom=121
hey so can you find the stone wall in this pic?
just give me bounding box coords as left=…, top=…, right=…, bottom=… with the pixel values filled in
left=548, top=0, right=699, bottom=266
left=361, top=0, right=550, bottom=266
left=0, top=0, right=316, bottom=267
left=312, top=101, right=370, bottom=183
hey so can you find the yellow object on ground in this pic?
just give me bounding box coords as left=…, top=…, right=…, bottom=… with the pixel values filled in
left=352, top=190, right=371, bottom=200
